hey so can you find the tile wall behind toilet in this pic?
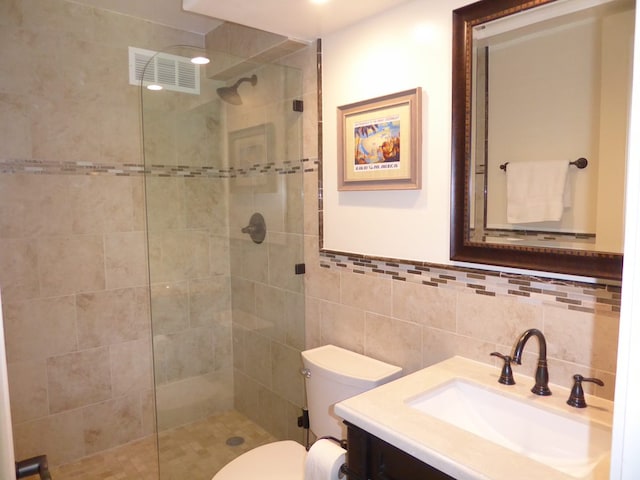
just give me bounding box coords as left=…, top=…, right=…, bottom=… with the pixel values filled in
left=0, top=0, right=206, bottom=466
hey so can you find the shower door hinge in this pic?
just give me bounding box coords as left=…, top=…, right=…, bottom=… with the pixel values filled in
left=297, top=408, right=310, bottom=429
left=292, top=99, right=304, bottom=112
left=295, top=263, right=306, bottom=275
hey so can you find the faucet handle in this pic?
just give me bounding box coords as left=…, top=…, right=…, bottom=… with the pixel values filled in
left=490, top=352, right=515, bottom=385
left=567, top=374, right=604, bottom=408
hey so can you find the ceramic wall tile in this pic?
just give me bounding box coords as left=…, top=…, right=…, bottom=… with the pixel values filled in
left=189, top=277, right=232, bottom=328
left=544, top=306, right=619, bottom=373
left=155, top=373, right=233, bottom=431
left=0, top=238, right=39, bottom=301
left=12, top=409, right=85, bottom=466
left=318, top=301, right=365, bottom=354
left=242, top=329, right=272, bottom=387
left=145, top=177, right=185, bottom=232
left=153, top=327, right=215, bottom=384
left=284, top=292, right=305, bottom=350
left=82, top=393, right=143, bottom=455
left=268, top=232, right=304, bottom=292
left=364, top=313, right=422, bottom=374
left=255, top=385, right=288, bottom=440
left=147, top=230, right=210, bottom=283
left=110, top=338, right=153, bottom=398
left=340, top=270, right=392, bottom=316
left=212, top=322, right=233, bottom=371
left=303, top=239, right=340, bottom=303
left=141, top=388, right=157, bottom=437
left=37, top=234, right=105, bottom=297
left=47, top=347, right=111, bottom=414
left=104, top=231, right=147, bottom=289
left=233, top=371, right=260, bottom=426
left=239, top=238, right=270, bottom=283
left=304, top=297, right=322, bottom=349
left=0, top=93, right=32, bottom=157
left=457, top=291, right=543, bottom=347
left=210, top=234, right=231, bottom=276
left=303, top=171, right=320, bottom=236
left=271, top=342, right=304, bottom=406
left=423, top=326, right=498, bottom=367
left=392, top=280, right=457, bottom=331
left=70, top=176, right=138, bottom=234
left=184, top=178, right=225, bottom=231
left=3, top=295, right=77, bottom=363
left=255, top=283, right=286, bottom=342
left=149, top=282, right=189, bottom=336
left=6, top=360, right=48, bottom=424
left=76, top=288, right=148, bottom=349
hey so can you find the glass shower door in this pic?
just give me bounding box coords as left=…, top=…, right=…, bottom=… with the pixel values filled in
left=141, top=44, right=306, bottom=479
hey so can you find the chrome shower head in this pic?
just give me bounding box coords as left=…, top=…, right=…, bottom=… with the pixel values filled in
left=216, top=74, right=258, bottom=106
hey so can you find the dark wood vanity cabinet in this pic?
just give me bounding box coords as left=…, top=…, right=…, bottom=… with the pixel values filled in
left=345, top=422, right=455, bottom=480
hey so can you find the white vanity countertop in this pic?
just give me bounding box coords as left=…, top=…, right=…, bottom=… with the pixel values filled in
left=334, top=356, right=613, bottom=480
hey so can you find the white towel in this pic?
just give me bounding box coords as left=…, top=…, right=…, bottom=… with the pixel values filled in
left=304, top=439, right=346, bottom=480
left=506, top=160, right=569, bottom=223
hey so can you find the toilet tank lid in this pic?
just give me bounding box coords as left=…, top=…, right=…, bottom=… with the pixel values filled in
left=302, top=345, right=402, bottom=386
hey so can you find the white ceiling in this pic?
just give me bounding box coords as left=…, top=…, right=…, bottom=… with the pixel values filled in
left=70, top=0, right=414, bottom=39
left=70, top=0, right=223, bottom=34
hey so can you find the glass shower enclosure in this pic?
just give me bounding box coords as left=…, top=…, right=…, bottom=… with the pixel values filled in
left=140, top=43, right=306, bottom=479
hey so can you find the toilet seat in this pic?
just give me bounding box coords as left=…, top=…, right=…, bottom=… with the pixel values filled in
left=212, top=440, right=307, bottom=480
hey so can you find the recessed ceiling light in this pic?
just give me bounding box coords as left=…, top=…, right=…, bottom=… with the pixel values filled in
left=191, top=56, right=210, bottom=65
left=310, top=0, right=330, bottom=4
left=147, top=84, right=163, bottom=91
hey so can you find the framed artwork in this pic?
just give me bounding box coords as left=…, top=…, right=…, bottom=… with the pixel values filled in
left=337, top=88, right=422, bottom=191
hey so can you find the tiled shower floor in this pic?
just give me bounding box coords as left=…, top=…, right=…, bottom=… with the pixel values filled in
left=45, top=411, right=277, bottom=480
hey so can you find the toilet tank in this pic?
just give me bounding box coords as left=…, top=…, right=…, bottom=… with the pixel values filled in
left=301, top=345, right=402, bottom=440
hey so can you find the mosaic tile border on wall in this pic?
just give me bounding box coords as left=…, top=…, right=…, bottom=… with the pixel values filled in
left=0, top=158, right=311, bottom=178
left=319, top=250, right=621, bottom=315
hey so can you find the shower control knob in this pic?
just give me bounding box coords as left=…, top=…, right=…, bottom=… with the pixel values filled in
left=241, top=212, right=266, bottom=244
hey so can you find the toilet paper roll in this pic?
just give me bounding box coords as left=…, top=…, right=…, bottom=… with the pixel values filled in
left=304, top=439, right=346, bottom=480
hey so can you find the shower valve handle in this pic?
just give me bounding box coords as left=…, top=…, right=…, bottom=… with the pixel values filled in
left=241, top=212, right=266, bottom=244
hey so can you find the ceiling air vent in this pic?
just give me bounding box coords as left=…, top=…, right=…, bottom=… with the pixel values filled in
left=128, top=47, right=200, bottom=95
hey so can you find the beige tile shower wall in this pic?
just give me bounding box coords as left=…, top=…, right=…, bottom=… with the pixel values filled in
left=209, top=25, right=310, bottom=442
left=147, top=174, right=234, bottom=432
left=0, top=0, right=205, bottom=467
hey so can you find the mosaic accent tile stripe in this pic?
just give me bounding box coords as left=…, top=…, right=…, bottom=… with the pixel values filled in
left=320, top=250, right=621, bottom=315
left=0, top=158, right=313, bottom=177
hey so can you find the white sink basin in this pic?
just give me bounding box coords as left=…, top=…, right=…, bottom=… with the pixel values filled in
left=406, top=379, right=611, bottom=478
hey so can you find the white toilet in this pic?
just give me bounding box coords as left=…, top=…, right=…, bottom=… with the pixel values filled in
left=212, top=344, right=403, bottom=480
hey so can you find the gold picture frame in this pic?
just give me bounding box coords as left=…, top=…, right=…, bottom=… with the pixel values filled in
left=337, top=88, right=422, bottom=191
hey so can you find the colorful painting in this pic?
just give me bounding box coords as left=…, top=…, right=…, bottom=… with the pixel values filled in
left=338, top=88, right=422, bottom=191
left=354, top=115, right=401, bottom=168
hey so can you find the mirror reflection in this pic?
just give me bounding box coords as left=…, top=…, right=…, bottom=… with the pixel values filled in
left=451, top=0, right=633, bottom=279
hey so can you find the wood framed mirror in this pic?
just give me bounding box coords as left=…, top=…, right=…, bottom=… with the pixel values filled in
left=451, top=0, right=633, bottom=280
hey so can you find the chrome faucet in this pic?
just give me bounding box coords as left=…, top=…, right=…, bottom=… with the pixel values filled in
left=512, top=328, right=551, bottom=396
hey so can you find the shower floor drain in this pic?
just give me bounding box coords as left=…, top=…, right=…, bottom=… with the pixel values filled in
left=225, top=436, right=245, bottom=447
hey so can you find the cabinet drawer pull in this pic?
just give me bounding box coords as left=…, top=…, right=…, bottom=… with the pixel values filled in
left=339, top=463, right=365, bottom=479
